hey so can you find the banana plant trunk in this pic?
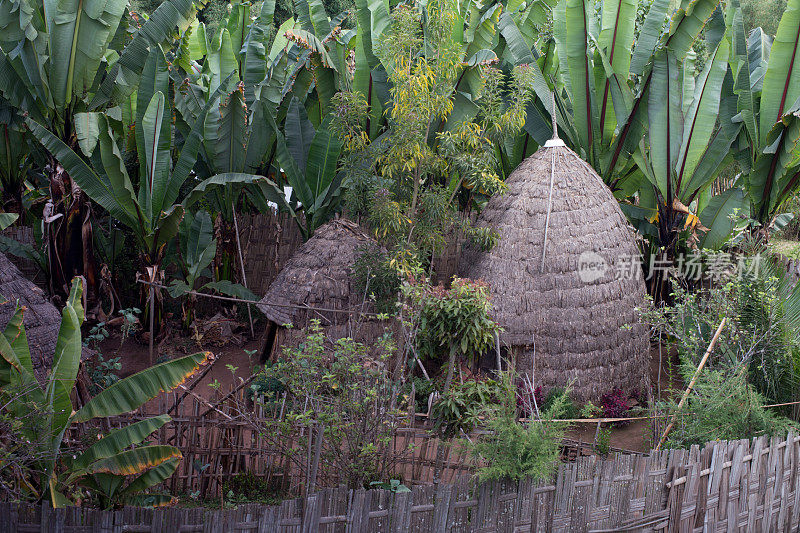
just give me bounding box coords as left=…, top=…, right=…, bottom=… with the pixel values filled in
left=213, top=214, right=237, bottom=284
left=44, top=158, right=98, bottom=307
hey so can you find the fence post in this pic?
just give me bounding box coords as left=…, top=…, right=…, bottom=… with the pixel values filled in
left=301, top=492, right=321, bottom=533
left=666, top=464, right=686, bottom=531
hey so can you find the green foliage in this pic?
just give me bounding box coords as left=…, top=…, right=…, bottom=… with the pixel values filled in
left=369, top=479, right=411, bottom=492
left=351, top=247, right=402, bottom=314
left=595, top=426, right=612, bottom=455
left=541, top=387, right=579, bottom=420
left=258, top=320, right=404, bottom=489
left=0, top=279, right=210, bottom=508
left=658, top=366, right=795, bottom=448
left=83, top=322, right=121, bottom=395
left=221, top=471, right=281, bottom=504
left=467, top=373, right=570, bottom=483
left=332, top=0, right=539, bottom=271
left=431, top=378, right=505, bottom=438
left=403, top=278, right=500, bottom=393
left=642, top=256, right=800, bottom=413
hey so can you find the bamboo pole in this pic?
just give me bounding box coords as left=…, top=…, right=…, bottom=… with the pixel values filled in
left=654, top=317, right=727, bottom=451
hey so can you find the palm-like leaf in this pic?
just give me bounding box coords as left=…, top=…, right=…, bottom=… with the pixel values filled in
left=72, top=351, right=210, bottom=422
left=47, top=0, right=128, bottom=108
left=758, top=0, right=800, bottom=146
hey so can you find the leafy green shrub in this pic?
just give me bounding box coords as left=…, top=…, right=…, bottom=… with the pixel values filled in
left=351, top=247, right=402, bottom=314
left=403, top=277, right=501, bottom=392
left=222, top=472, right=281, bottom=504
left=431, top=378, right=504, bottom=437
left=541, top=387, right=579, bottom=420
left=403, top=376, right=436, bottom=413
left=642, top=256, right=800, bottom=416
left=256, top=320, right=405, bottom=489
left=658, top=366, right=796, bottom=448
left=467, top=374, right=571, bottom=482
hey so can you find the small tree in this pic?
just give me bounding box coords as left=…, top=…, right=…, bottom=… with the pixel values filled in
left=403, top=277, right=500, bottom=393
left=255, top=321, right=405, bottom=490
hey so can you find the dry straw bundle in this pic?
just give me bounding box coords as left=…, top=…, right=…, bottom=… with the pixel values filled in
left=0, top=252, right=64, bottom=385
left=460, top=138, right=650, bottom=402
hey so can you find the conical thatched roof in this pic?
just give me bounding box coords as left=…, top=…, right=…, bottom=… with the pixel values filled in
left=257, top=219, right=378, bottom=328
left=459, top=142, right=650, bottom=402
left=0, top=252, right=61, bottom=385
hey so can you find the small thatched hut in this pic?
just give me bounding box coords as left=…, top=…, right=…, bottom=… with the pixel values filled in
left=459, top=139, right=650, bottom=402
left=0, top=252, right=64, bottom=385
left=256, top=219, right=394, bottom=361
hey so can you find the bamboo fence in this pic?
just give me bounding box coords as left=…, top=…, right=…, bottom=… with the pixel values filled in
left=5, top=432, right=800, bottom=531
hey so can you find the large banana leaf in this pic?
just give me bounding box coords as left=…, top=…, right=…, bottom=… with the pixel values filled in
left=675, top=40, right=730, bottom=196
left=140, top=92, right=170, bottom=222
left=699, top=187, right=747, bottom=249
left=629, top=0, right=669, bottom=75
left=72, top=352, right=210, bottom=422
left=285, top=98, right=316, bottom=177
left=43, top=280, right=84, bottom=475
left=750, top=113, right=800, bottom=219
left=83, top=445, right=182, bottom=476
left=759, top=0, right=800, bottom=146
left=204, top=86, right=248, bottom=174
left=27, top=118, right=137, bottom=227
left=206, top=29, right=239, bottom=95
left=597, top=0, right=636, bottom=139
left=0, top=305, right=43, bottom=411
left=0, top=42, right=50, bottom=124
left=71, top=415, right=171, bottom=472
left=136, top=48, right=171, bottom=188
left=663, top=0, right=720, bottom=62
left=90, top=0, right=200, bottom=109
left=181, top=173, right=266, bottom=209
left=47, top=0, right=128, bottom=109
left=563, top=0, right=595, bottom=152
left=647, top=52, right=683, bottom=199
left=307, top=116, right=342, bottom=210
left=182, top=210, right=215, bottom=269
left=241, top=0, right=275, bottom=108
left=119, top=457, right=181, bottom=498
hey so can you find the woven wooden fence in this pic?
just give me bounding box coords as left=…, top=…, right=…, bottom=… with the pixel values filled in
left=5, top=432, right=800, bottom=532
left=119, top=391, right=630, bottom=499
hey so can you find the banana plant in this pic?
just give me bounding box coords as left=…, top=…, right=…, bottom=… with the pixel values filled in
left=173, top=0, right=303, bottom=280
left=0, top=278, right=210, bottom=508
left=0, top=98, right=33, bottom=218
left=728, top=0, right=800, bottom=231
left=551, top=0, right=722, bottom=193
left=262, top=97, right=343, bottom=239
left=166, top=209, right=258, bottom=328
left=632, top=33, right=745, bottom=252
left=0, top=0, right=202, bottom=303
left=26, top=47, right=265, bottom=319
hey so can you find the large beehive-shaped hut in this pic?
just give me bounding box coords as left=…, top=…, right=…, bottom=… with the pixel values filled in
left=256, top=219, right=394, bottom=360
left=0, top=252, right=63, bottom=384
left=459, top=140, right=650, bottom=402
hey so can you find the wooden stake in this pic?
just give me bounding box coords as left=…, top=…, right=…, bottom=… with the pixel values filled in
left=149, top=284, right=155, bottom=366
left=654, top=317, right=727, bottom=451
left=232, top=202, right=255, bottom=339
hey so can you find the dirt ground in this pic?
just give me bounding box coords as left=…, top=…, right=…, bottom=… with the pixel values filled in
left=95, top=327, right=262, bottom=415
left=96, top=324, right=681, bottom=453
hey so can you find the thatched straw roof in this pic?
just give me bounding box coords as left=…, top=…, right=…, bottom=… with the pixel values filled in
left=0, top=252, right=61, bottom=385
left=256, top=219, right=378, bottom=328
left=459, top=142, right=650, bottom=402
